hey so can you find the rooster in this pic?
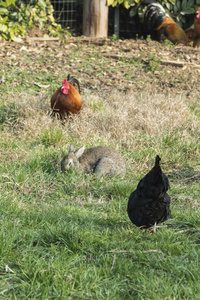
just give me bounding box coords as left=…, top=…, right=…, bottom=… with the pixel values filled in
left=185, top=26, right=198, bottom=42
left=194, top=7, right=200, bottom=36
left=51, top=74, right=82, bottom=119
left=143, top=3, right=189, bottom=45
left=186, top=8, right=200, bottom=48
left=127, top=155, right=171, bottom=233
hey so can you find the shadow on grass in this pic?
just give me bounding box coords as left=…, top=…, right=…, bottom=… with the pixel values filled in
left=168, top=166, right=200, bottom=185
left=0, top=102, right=18, bottom=124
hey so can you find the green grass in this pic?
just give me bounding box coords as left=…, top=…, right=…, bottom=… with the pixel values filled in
left=1, top=39, right=200, bottom=299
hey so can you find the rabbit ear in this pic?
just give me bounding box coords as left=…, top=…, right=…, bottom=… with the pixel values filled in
left=69, top=143, right=74, bottom=153
left=75, top=146, right=85, bottom=159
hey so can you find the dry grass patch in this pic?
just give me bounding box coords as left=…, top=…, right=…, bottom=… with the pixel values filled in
left=2, top=89, right=199, bottom=171
left=1, top=89, right=199, bottom=176
left=8, top=89, right=199, bottom=149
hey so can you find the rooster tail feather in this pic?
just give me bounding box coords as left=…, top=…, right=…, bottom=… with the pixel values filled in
left=143, top=3, right=166, bottom=31
left=67, top=74, right=81, bottom=93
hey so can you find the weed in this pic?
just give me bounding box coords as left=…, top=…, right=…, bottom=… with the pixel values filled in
left=111, top=34, right=117, bottom=42
left=143, top=55, right=161, bottom=72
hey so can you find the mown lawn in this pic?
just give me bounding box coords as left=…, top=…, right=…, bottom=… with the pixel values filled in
left=0, top=38, right=200, bottom=299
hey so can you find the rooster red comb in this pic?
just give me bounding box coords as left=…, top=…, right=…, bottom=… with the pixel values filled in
left=62, top=79, right=67, bottom=86
left=197, top=7, right=200, bottom=19
left=61, top=79, right=70, bottom=95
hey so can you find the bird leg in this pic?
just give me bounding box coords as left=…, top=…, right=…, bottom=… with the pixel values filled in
left=152, top=222, right=157, bottom=234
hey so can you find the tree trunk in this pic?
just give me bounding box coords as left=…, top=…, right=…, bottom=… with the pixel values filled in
left=83, top=0, right=108, bottom=38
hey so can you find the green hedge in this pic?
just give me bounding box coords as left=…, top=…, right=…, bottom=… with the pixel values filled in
left=0, top=0, right=62, bottom=41
left=107, top=0, right=200, bottom=29
left=1, top=0, right=200, bottom=41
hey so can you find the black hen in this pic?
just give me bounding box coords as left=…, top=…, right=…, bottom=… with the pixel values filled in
left=127, top=155, right=171, bottom=230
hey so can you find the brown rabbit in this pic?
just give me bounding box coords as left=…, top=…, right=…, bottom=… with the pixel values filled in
left=61, top=144, right=126, bottom=177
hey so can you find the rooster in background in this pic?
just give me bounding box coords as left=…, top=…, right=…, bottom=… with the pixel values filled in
left=185, top=7, right=200, bottom=48
left=51, top=75, right=82, bottom=119
left=143, top=3, right=189, bottom=45
left=194, top=7, right=200, bottom=36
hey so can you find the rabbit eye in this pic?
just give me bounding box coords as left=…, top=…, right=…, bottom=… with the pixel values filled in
left=68, top=160, right=73, bottom=167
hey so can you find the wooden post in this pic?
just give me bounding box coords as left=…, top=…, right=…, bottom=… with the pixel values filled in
left=83, top=0, right=108, bottom=38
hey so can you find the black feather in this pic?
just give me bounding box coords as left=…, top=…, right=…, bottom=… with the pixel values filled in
left=142, top=3, right=168, bottom=40
left=67, top=74, right=81, bottom=93
left=143, top=4, right=166, bottom=29
left=127, top=155, right=171, bottom=228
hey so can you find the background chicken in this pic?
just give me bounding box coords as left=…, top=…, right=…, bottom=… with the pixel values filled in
left=194, top=7, right=200, bottom=36
left=51, top=74, right=82, bottom=119
left=185, top=8, right=200, bottom=48
left=143, top=3, right=189, bottom=45
left=127, top=155, right=171, bottom=232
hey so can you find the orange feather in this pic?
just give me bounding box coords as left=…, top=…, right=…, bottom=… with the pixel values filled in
left=143, top=4, right=189, bottom=45
left=156, top=16, right=189, bottom=45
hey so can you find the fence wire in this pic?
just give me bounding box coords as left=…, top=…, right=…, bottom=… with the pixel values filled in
left=50, top=1, right=142, bottom=38
left=51, top=0, right=77, bottom=32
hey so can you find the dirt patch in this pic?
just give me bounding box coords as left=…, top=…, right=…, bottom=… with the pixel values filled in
left=26, top=26, right=45, bottom=37
left=0, top=36, right=200, bottom=99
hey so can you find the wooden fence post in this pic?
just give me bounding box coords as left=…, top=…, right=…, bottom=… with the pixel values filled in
left=83, top=0, right=108, bottom=38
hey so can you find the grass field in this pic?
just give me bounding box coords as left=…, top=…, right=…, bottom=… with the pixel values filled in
left=0, top=37, right=200, bottom=299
